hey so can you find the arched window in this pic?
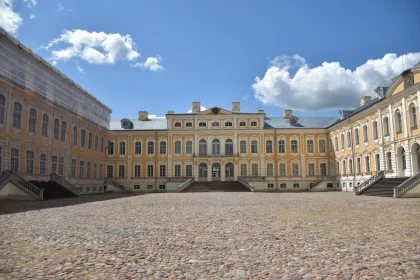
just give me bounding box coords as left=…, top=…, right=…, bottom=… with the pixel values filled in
left=386, top=152, right=392, bottom=170
left=73, top=126, right=77, bottom=145
left=278, top=140, right=285, bottom=153
left=347, top=131, right=352, bottom=147
left=186, top=122, right=192, bottom=127
left=349, top=159, right=353, bottom=174
left=53, top=119, right=60, bottom=140
left=40, top=153, right=46, bottom=175
left=51, top=155, right=57, bottom=174
left=61, top=121, right=67, bottom=141
left=372, top=121, right=378, bottom=139
left=212, top=121, right=219, bottom=127
left=12, top=102, right=22, bottom=128
left=365, top=155, right=371, bottom=173
left=383, top=117, right=390, bottom=136
left=225, top=121, right=232, bottom=127
left=212, top=139, right=220, bottom=154
left=88, top=132, right=93, bottom=149
left=174, top=140, right=181, bottom=154
left=335, top=136, right=338, bottom=151
left=375, top=154, right=381, bottom=171
left=199, top=139, right=207, bottom=155
left=307, top=140, right=314, bottom=153
left=363, top=125, right=368, bottom=143
left=396, top=111, right=402, bottom=133
left=11, top=148, right=19, bottom=172
left=354, top=128, right=360, bottom=145
left=410, top=104, right=418, bottom=128
left=342, top=159, right=346, bottom=175
left=250, top=121, right=257, bottom=127
left=266, top=140, right=273, bottom=153
left=239, top=121, right=246, bottom=127
left=28, top=108, right=37, bottom=132
left=291, top=140, right=298, bottom=153
left=26, top=151, right=34, bottom=174
left=199, top=121, right=206, bottom=127
left=341, top=134, right=345, bottom=149
left=174, top=122, right=181, bottom=128
left=81, top=129, right=86, bottom=147
left=0, top=95, right=5, bottom=123
left=225, top=139, right=233, bottom=155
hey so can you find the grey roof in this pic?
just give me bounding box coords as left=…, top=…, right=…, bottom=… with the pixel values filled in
left=264, top=117, right=338, bottom=129
left=110, top=119, right=168, bottom=131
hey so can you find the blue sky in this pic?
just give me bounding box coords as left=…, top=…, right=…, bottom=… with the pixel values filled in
left=1, top=0, right=420, bottom=119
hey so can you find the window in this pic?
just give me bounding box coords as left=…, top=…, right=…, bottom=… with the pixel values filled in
left=135, top=141, right=142, bottom=155
left=375, top=154, right=380, bottom=171
left=108, top=141, right=114, bottom=154
left=87, top=162, right=91, bottom=178
left=147, top=141, right=154, bottom=154
left=51, top=156, right=57, bottom=174
left=186, top=141, right=192, bottom=154
left=239, top=121, right=246, bottom=127
left=94, top=135, right=98, bottom=151
left=79, top=161, right=84, bottom=178
left=99, top=164, right=103, bottom=178
left=225, top=121, right=232, bottom=127
left=134, top=165, right=141, bottom=177
left=42, top=114, right=49, bottom=137
left=147, top=165, right=154, bottom=177
left=11, top=148, right=19, bottom=172
left=174, top=122, right=181, bottom=128
left=118, top=165, right=125, bottom=178
left=307, top=140, right=314, bottom=153
left=159, top=165, right=166, bottom=177
left=291, top=140, right=298, bottom=153
left=251, top=163, right=258, bottom=176
left=186, top=165, right=192, bottom=177
left=267, top=163, right=274, bottom=176
left=100, top=138, right=104, bottom=153
left=336, top=162, right=340, bottom=175
left=199, top=139, right=207, bottom=155
left=341, top=134, right=345, bottom=149
left=383, top=117, right=390, bottom=136
left=320, top=163, right=327, bottom=176
left=134, top=185, right=140, bottom=190
left=292, top=163, right=299, bottom=176
left=26, top=151, right=34, bottom=174
left=335, top=136, right=338, bottom=151
left=175, top=165, right=181, bottom=177
left=240, top=164, right=247, bottom=176
left=53, top=119, right=60, bottom=140
left=280, top=183, right=287, bottom=188
left=212, top=121, right=219, bottom=127
left=365, top=156, right=371, bottom=173
left=266, top=140, right=273, bottom=153
left=342, top=160, right=346, bottom=175
left=107, top=165, right=113, bottom=178
left=410, top=105, right=418, bottom=128
left=349, top=159, right=353, bottom=174
left=59, top=157, right=64, bottom=176
left=267, top=183, right=274, bottom=189
left=347, top=131, right=352, bottom=147
left=28, top=109, right=37, bottom=133
left=70, top=159, right=76, bottom=177
left=159, top=184, right=166, bottom=190
left=186, top=122, right=192, bottom=127
left=81, top=129, right=86, bottom=147
left=119, top=142, right=126, bottom=155
left=355, top=128, right=360, bottom=145
left=250, top=121, right=257, bottom=127
left=199, top=122, right=206, bottom=127
left=387, top=152, right=392, bottom=170
left=319, top=140, right=326, bottom=153
left=159, top=141, right=166, bottom=154
left=225, top=139, right=233, bottom=155
left=279, top=163, right=286, bottom=177
left=308, top=163, right=315, bottom=176
left=363, top=125, right=368, bottom=143
left=293, top=183, right=299, bottom=189
left=373, top=121, right=378, bottom=140
left=251, top=140, right=258, bottom=153
left=212, top=139, right=220, bottom=155
left=356, top=157, right=361, bottom=174
left=72, top=126, right=77, bottom=145
left=40, top=153, right=46, bottom=175
left=174, top=141, right=181, bottom=154
left=396, top=111, right=402, bottom=133
left=12, top=102, right=22, bottom=128
left=88, top=133, right=92, bottom=149
left=0, top=95, right=5, bottom=123
left=240, top=140, right=247, bottom=153
left=278, top=140, right=285, bottom=153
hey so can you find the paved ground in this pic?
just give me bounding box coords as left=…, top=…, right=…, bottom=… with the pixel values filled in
left=0, top=192, right=419, bottom=280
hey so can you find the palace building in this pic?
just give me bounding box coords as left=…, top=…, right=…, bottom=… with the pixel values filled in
left=1, top=28, right=420, bottom=199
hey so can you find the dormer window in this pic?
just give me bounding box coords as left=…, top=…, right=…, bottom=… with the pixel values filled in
left=174, top=122, right=181, bottom=128
left=212, top=121, right=219, bottom=127
left=199, top=122, right=207, bottom=127
left=239, top=121, right=246, bottom=127
left=186, top=122, right=192, bottom=127
left=250, top=121, right=258, bottom=127
left=225, top=121, right=232, bottom=127
left=121, top=118, right=133, bottom=129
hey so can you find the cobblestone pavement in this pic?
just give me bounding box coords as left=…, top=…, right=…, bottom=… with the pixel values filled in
left=0, top=192, right=419, bottom=279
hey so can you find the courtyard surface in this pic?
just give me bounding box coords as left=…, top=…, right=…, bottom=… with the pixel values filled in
left=0, top=192, right=419, bottom=280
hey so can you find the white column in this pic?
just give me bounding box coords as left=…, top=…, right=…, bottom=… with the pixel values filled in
left=402, top=97, right=408, bottom=138
left=388, top=104, right=395, bottom=141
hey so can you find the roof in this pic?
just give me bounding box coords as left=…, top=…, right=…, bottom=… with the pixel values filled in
left=110, top=119, right=168, bottom=131
left=264, top=117, right=338, bottom=129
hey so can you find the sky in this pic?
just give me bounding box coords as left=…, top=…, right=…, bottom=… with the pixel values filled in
left=1, top=0, right=420, bottom=119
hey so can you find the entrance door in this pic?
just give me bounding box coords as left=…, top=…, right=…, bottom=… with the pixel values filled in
left=199, top=163, right=208, bottom=181
left=212, top=163, right=221, bottom=181
left=225, top=163, right=234, bottom=181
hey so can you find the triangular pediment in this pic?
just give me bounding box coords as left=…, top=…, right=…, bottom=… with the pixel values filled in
left=198, top=107, right=232, bottom=115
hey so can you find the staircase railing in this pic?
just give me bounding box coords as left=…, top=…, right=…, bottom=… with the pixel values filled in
left=308, top=180, right=323, bottom=191
left=237, top=176, right=254, bottom=192
left=51, top=173, right=81, bottom=196
left=177, top=177, right=195, bottom=193
left=0, top=170, right=43, bottom=200
left=394, top=171, right=420, bottom=198
left=104, top=178, right=126, bottom=192
left=354, top=171, right=384, bottom=195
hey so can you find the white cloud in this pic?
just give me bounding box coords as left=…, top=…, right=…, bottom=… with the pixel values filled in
left=51, top=61, right=57, bottom=66
left=76, top=61, right=84, bottom=74
left=131, top=55, right=164, bottom=71
left=58, top=3, right=64, bottom=11
left=29, top=14, right=35, bottom=19
left=148, top=114, right=166, bottom=119
left=43, top=29, right=140, bottom=64
left=252, top=53, right=420, bottom=111
left=0, top=0, right=23, bottom=34
left=242, top=94, right=250, bottom=101
left=187, top=106, right=207, bottom=113
left=23, top=0, right=36, bottom=8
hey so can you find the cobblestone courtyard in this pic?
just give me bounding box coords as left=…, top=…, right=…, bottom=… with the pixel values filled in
left=0, top=192, right=419, bottom=280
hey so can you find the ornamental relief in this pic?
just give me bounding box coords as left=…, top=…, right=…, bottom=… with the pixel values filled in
left=407, top=95, right=417, bottom=103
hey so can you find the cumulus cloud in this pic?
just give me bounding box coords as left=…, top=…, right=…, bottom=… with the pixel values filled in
left=187, top=106, right=207, bottom=113
left=131, top=55, right=164, bottom=71
left=51, top=61, right=57, bottom=66
left=252, top=53, right=420, bottom=111
left=148, top=114, right=166, bottom=119
left=43, top=29, right=140, bottom=64
left=23, top=0, right=36, bottom=8
left=29, top=14, right=35, bottom=19
left=0, top=0, right=23, bottom=34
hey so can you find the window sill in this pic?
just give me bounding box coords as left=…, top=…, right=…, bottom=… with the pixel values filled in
left=411, top=126, right=418, bottom=130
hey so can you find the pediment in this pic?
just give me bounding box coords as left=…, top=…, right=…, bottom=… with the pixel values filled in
left=198, top=107, right=232, bottom=115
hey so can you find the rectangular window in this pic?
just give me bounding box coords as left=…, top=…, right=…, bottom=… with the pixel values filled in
left=71, top=159, right=76, bottom=177
left=308, top=163, right=315, bottom=176
left=99, top=164, right=103, bottom=178
left=0, top=96, right=5, bottom=124
left=185, top=141, right=192, bottom=154
left=81, top=130, right=86, bottom=147
left=240, top=164, right=247, bottom=176
left=54, top=119, right=60, bottom=140
left=28, top=109, right=37, bottom=133
left=292, top=163, right=299, bottom=176
left=12, top=102, right=22, bottom=128
left=42, top=115, right=49, bottom=137
left=280, top=183, right=287, bottom=188
left=134, top=185, right=140, bottom=190
left=307, top=140, right=314, bottom=153
left=59, top=157, right=64, bottom=176
left=365, top=156, right=371, bottom=173
left=160, top=141, right=166, bottom=154
left=79, top=161, right=84, bottom=178
left=267, top=183, right=274, bottom=189
left=159, top=165, right=166, bottom=177
left=147, top=165, right=154, bottom=177
left=134, top=165, right=141, bottom=177
left=51, top=156, right=57, bottom=174
left=320, top=163, right=327, bottom=176
left=108, top=141, right=114, bottom=154
left=293, top=183, right=299, bottom=189
left=88, top=133, right=92, bottom=149
left=11, top=148, right=19, bottom=173
left=186, top=164, right=192, bottom=177
left=279, top=163, right=286, bottom=177
left=291, top=140, right=298, bottom=153
left=61, top=121, right=67, bottom=142
left=251, top=163, right=258, bottom=176
left=266, top=140, right=273, bottom=153
left=26, top=151, right=34, bottom=174
left=118, top=165, right=125, bottom=178
left=319, top=140, right=326, bottom=153
left=159, top=184, right=166, bottom=190
left=107, top=165, right=113, bottom=178
left=100, top=137, right=104, bottom=153
left=148, top=141, right=154, bottom=154
left=93, top=163, right=97, bottom=178
left=40, top=154, right=46, bottom=175
left=251, top=140, right=258, bottom=153
left=278, top=140, right=285, bottom=153
left=87, top=162, right=91, bottom=178
left=266, top=163, right=273, bottom=176
left=119, top=142, right=126, bottom=155
left=94, top=135, right=98, bottom=151
left=174, top=141, right=181, bottom=154
left=387, top=152, right=392, bottom=170
left=240, top=140, right=247, bottom=153
left=357, top=158, right=361, bottom=174
left=175, top=165, right=181, bottom=177
left=135, top=141, right=142, bottom=154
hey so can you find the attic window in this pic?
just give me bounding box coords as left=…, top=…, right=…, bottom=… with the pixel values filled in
left=212, top=121, right=219, bottom=127
left=239, top=121, right=246, bottom=127
left=225, top=121, right=232, bottom=127
left=186, top=122, right=192, bottom=127
left=199, top=122, right=206, bottom=127
left=174, top=122, right=181, bottom=128
left=250, top=121, right=258, bottom=127
left=121, top=119, right=133, bottom=129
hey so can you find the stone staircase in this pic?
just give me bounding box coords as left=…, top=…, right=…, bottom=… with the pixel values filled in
left=29, top=181, right=78, bottom=200
left=181, top=181, right=252, bottom=192
left=360, top=177, right=410, bottom=197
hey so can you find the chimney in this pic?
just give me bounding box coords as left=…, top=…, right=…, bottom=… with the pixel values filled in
left=191, top=101, right=200, bottom=113
left=283, top=109, right=293, bottom=118
left=138, top=110, right=148, bottom=121
left=360, top=96, right=371, bottom=106
left=167, top=110, right=174, bottom=114
left=231, top=102, right=240, bottom=112
left=257, top=109, right=265, bottom=114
